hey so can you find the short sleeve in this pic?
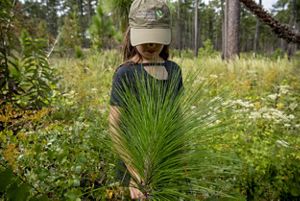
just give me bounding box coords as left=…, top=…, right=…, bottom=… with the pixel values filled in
left=167, top=61, right=184, bottom=95
left=109, top=66, right=131, bottom=107
left=178, top=72, right=183, bottom=92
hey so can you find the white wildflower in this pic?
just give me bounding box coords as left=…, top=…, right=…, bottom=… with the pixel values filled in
left=235, top=99, right=254, bottom=108
left=221, top=100, right=231, bottom=106
left=210, top=96, right=223, bottom=103
left=262, top=113, right=272, bottom=120
left=267, top=94, right=278, bottom=101
left=276, top=140, right=289, bottom=148
left=249, top=111, right=261, bottom=119
left=215, top=120, right=221, bottom=124
left=236, top=108, right=250, bottom=113
left=288, top=114, right=295, bottom=120
left=256, top=107, right=291, bottom=123
left=279, top=85, right=290, bottom=95
left=289, top=102, right=298, bottom=111
left=270, top=109, right=290, bottom=122
left=209, top=74, right=218, bottom=79
left=195, top=76, right=206, bottom=82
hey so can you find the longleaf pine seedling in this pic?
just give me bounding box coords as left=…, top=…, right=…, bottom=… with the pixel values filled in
left=109, top=65, right=240, bottom=200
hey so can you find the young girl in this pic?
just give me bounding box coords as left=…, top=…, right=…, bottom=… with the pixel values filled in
left=109, top=0, right=183, bottom=199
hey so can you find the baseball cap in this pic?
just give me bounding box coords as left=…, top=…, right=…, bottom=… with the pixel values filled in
left=129, top=0, right=171, bottom=46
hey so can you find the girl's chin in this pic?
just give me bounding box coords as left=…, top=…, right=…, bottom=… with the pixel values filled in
left=144, top=52, right=155, bottom=57
left=143, top=53, right=159, bottom=60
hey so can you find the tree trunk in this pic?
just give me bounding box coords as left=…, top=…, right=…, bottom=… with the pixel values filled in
left=77, top=0, right=85, bottom=47
left=208, top=12, right=213, bottom=46
left=177, top=0, right=183, bottom=51
left=254, top=0, right=262, bottom=53
left=287, top=0, right=298, bottom=59
left=221, top=0, right=226, bottom=59
left=188, top=12, right=192, bottom=49
left=224, top=0, right=240, bottom=60
left=46, top=0, right=58, bottom=40
left=194, top=0, right=199, bottom=57
left=184, top=8, right=188, bottom=49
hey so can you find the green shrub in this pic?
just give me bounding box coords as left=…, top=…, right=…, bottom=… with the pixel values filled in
left=271, top=48, right=285, bottom=60
left=1, top=31, right=58, bottom=110
left=198, top=39, right=218, bottom=58
left=75, top=46, right=84, bottom=59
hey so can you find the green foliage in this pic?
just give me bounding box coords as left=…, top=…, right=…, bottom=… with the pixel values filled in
left=75, top=46, right=84, bottom=59
left=106, top=0, right=133, bottom=32
left=89, top=3, right=118, bottom=49
left=198, top=39, right=218, bottom=57
left=16, top=32, right=57, bottom=109
left=0, top=0, right=58, bottom=111
left=110, top=65, right=241, bottom=200
left=292, top=50, right=300, bottom=64
left=171, top=49, right=194, bottom=59
left=189, top=56, right=300, bottom=200
left=1, top=50, right=299, bottom=200
left=0, top=165, right=49, bottom=201
left=58, top=10, right=82, bottom=55
left=271, top=48, right=285, bottom=60
left=14, top=116, right=112, bottom=200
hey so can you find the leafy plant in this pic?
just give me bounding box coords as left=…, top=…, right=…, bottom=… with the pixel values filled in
left=271, top=48, right=285, bottom=60
left=75, top=45, right=84, bottom=59
left=198, top=39, right=218, bottom=58
left=0, top=163, right=50, bottom=201
left=1, top=31, right=57, bottom=110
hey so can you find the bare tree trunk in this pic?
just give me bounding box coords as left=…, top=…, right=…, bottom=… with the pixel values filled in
left=184, top=10, right=189, bottom=49
left=254, top=0, right=262, bottom=53
left=287, top=0, right=298, bottom=59
left=188, top=12, right=193, bottom=49
left=46, top=0, right=58, bottom=40
left=280, top=39, right=287, bottom=51
left=177, top=0, right=183, bottom=52
left=87, top=0, right=94, bottom=23
left=224, top=0, right=240, bottom=60
left=208, top=12, right=213, bottom=46
left=221, top=0, right=226, bottom=59
left=77, top=0, right=85, bottom=47
left=194, top=0, right=199, bottom=57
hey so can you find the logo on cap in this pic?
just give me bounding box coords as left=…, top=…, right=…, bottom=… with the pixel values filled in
left=155, top=9, right=164, bottom=19
left=129, top=0, right=170, bottom=28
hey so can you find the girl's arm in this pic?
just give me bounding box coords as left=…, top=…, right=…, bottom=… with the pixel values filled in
left=109, top=106, right=144, bottom=199
left=108, top=106, right=121, bottom=147
left=109, top=106, right=139, bottom=176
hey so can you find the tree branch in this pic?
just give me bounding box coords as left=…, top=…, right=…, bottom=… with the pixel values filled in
left=239, top=0, right=300, bottom=44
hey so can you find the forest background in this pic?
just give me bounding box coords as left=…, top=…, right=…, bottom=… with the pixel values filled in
left=0, top=0, right=300, bottom=200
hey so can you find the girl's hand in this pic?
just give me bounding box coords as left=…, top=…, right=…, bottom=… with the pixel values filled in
left=129, top=186, right=144, bottom=200
left=129, top=179, right=145, bottom=200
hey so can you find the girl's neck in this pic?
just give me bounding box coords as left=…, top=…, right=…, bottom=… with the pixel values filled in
left=130, top=55, right=165, bottom=64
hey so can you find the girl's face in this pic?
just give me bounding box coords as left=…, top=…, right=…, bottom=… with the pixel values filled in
left=135, top=43, right=164, bottom=62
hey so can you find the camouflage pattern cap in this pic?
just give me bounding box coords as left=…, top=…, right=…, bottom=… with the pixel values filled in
left=129, top=0, right=171, bottom=46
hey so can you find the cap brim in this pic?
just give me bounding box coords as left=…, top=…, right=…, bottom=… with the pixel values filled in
left=130, top=28, right=171, bottom=46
